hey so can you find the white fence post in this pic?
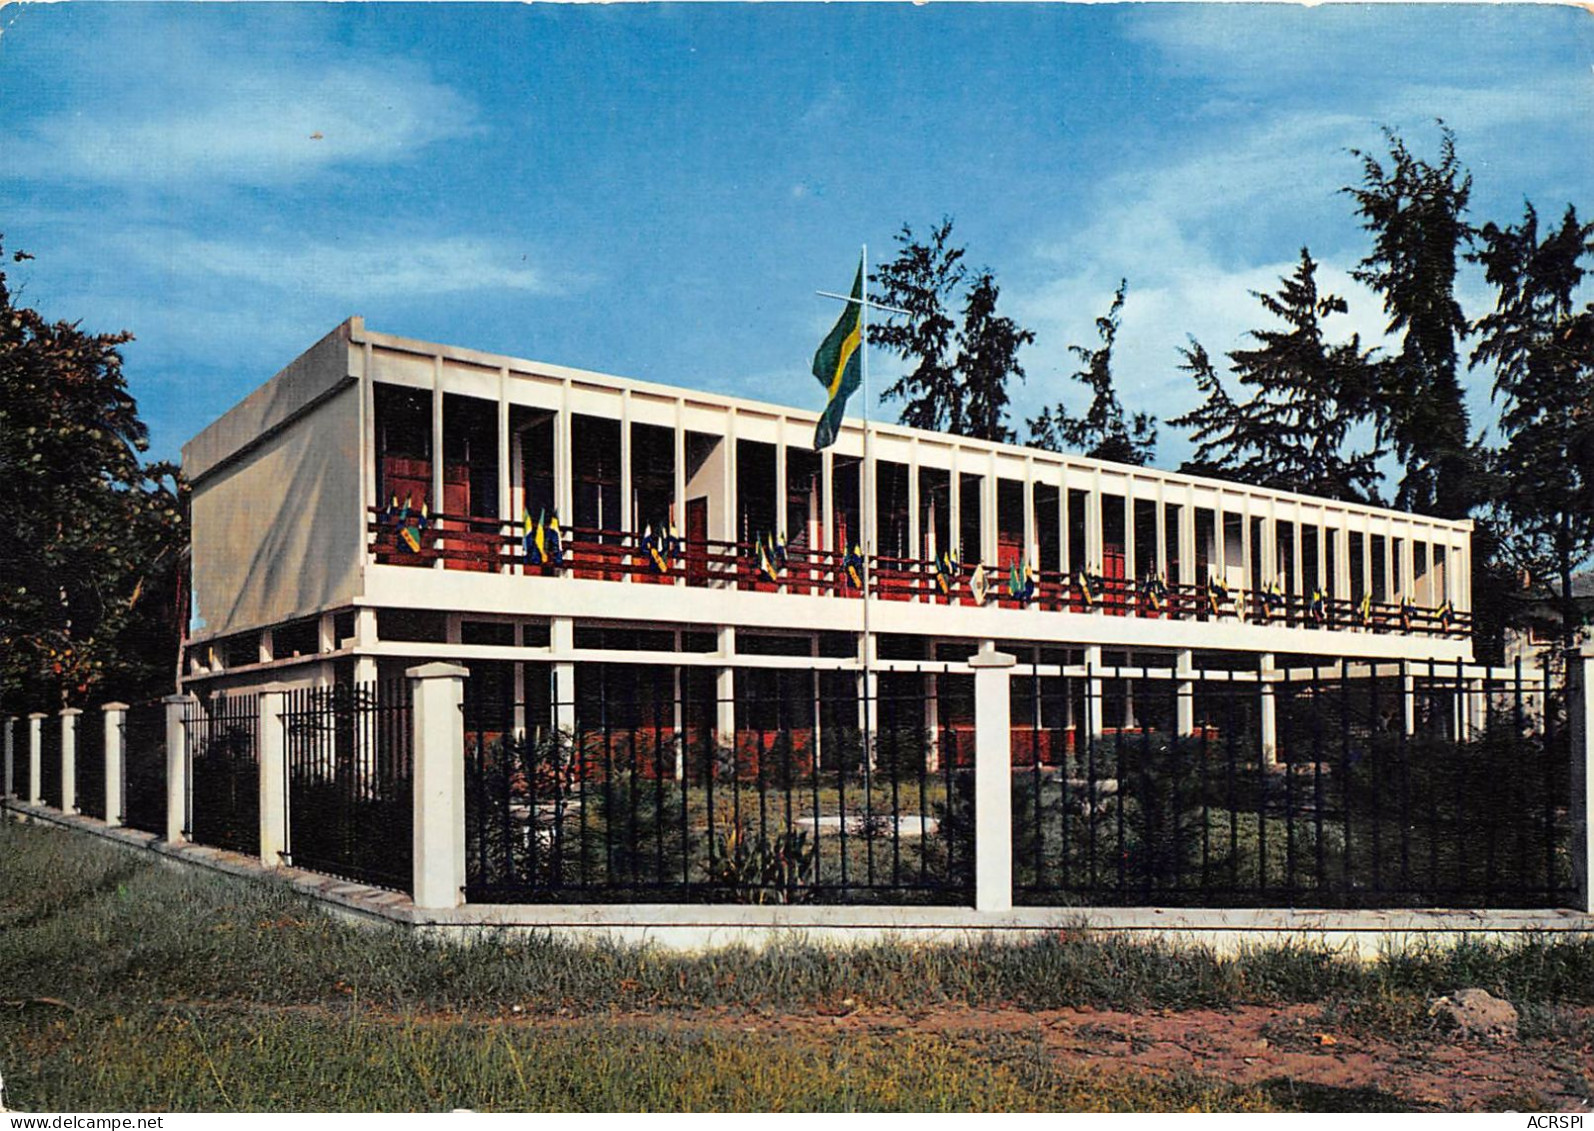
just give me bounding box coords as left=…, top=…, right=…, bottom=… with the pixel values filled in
left=1258, top=653, right=1277, bottom=767
left=164, top=694, right=192, bottom=844
left=1570, top=645, right=1594, bottom=913
left=971, top=645, right=1016, bottom=914
left=102, top=703, right=127, bottom=827
left=258, top=685, right=289, bottom=868
left=60, top=708, right=80, bottom=814
left=409, top=662, right=468, bottom=910
left=1175, top=649, right=1195, bottom=737
left=27, top=713, right=45, bottom=805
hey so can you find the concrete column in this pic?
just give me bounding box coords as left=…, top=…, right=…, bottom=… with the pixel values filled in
left=3, top=716, right=13, bottom=799
left=102, top=703, right=127, bottom=827
left=551, top=617, right=576, bottom=734
left=716, top=625, right=736, bottom=748
left=60, top=708, right=80, bottom=813
left=861, top=632, right=880, bottom=769
left=1259, top=652, right=1277, bottom=766
left=1176, top=649, right=1195, bottom=737
left=27, top=713, right=45, bottom=805
left=1570, top=646, right=1594, bottom=911
left=1467, top=677, right=1487, bottom=737
left=258, top=685, right=288, bottom=868
left=971, top=645, right=1016, bottom=913
left=1401, top=663, right=1416, bottom=736
left=163, top=694, right=192, bottom=844
left=925, top=671, right=940, bottom=774
left=409, top=662, right=469, bottom=910
left=1083, top=644, right=1103, bottom=739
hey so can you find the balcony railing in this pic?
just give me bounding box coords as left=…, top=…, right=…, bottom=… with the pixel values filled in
left=366, top=506, right=1471, bottom=639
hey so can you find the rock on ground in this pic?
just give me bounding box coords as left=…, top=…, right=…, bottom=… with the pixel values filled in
left=1428, top=988, right=1519, bottom=1042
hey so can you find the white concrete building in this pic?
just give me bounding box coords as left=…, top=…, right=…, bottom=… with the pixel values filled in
left=180, top=317, right=1475, bottom=749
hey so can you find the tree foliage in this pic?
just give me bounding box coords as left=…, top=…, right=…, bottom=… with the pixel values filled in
left=1345, top=124, right=1479, bottom=518
left=0, top=240, right=185, bottom=709
left=1028, top=280, right=1156, bottom=465
left=1470, top=202, right=1594, bottom=650
left=954, top=270, right=1034, bottom=445
left=872, top=219, right=1034, bottom=443
left=1168, top=250, right=1383, bottom=502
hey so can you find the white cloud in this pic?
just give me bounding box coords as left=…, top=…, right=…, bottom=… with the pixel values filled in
left=128, top=231, right=557, bottom=299
left=5, top=59, right=477, bottom=187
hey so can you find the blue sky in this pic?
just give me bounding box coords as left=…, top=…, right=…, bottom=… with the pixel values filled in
left=2, top=3, right=1591, bottom=475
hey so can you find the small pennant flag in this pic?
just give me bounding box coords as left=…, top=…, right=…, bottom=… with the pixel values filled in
left=970, top=562, right=991, bottom=605
left=1309, top=588, right=1327, bottom=623
left=1358, top=590, right=1373, bottom=626
left=398, top=497, right=429, bottom=553
left=935, top=550, right=958, bottom=598
left=1261, top=580, right=1286, bottom=621
left=1075, top=567, right=1097, bottom=609
left=1008, top=561, right=1036, bottom=605
left=844, top=543, right=865, bottom=590
left=1438, top=599, right=1454, bottom=631
left=756, top=534, right=780, bottom=583
left=644, top=525, right=672, bottom=575
left=1140, top=572, right=1168, bottom=612
left=1398, top=593, right=1415, bottom=632
left=1206, top=574, right=1230, bottom=616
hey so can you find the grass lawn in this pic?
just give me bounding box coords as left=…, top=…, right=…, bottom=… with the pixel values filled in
left=3, top=816, right=1593, bottom=1112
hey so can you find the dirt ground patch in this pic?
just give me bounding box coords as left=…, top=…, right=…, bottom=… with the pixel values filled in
left=529, top=1002, right=1594, bottom=1112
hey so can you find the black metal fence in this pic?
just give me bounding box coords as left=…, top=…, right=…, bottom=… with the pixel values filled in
left=1011, top=658, right=1572, bottom=909
left=284, top=681, right=413, bottom=891
left=76, top=711, right=105, bottom=820
left=184, top=692, right=259, bottom=855
left=39, top=717, right=61, bottom=809
left=463, top=664, right=975, bottom=905
left=122, top=701, right=167, bottom=834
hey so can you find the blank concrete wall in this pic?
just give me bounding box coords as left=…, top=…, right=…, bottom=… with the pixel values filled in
left=191, top=381, right=363, bottom=638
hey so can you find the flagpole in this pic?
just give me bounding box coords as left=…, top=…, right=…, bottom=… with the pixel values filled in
left=860, top=242, right=875, bottom=767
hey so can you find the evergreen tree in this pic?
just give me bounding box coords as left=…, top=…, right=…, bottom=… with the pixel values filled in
left=1345, top=124, right=1478, bottom=518
left=872, top=219, right=1034, bottom=443
left=1470, top=202, right=1594, bottom=651
left=1028, top=280, right=1156, bottom=465
left=1169, top=250, right=1384, bottom=503
left=955, top=270, right=1035, bottom=444
left=0, top=240, right=185, bottom=708
left=871, top=219, right=967, bottom=433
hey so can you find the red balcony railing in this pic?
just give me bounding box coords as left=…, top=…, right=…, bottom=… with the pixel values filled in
left=365, top=507, right=1471, bottom=638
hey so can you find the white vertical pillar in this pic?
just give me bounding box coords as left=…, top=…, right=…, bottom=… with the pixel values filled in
left=1570, top=645, right=1594, bottom=911
left=551, top=617, right=576, bottom=734
left=27, top=713, right=44, bottom=805
left=1259, top=652, right=1277, bottom=766
left=103, top=703, right=127, bottom=828
left=1176, top=649, right=1195, bottom=737
left=60, top=708, right=80, bottom=813
left=925, top=671, right=940, bottom=774
left=163, top=695, right=192, bottom=843
left=971, top=645, right=1016, bottom=913
left=673, top=404, right=688, bottom=588
left=409, top=662, right=469, bottom=910
left=3, top=716, right=13, bottom=799
left=1402, top=662, right=1416, bottom=736
left=716, top=625, right=737, bottom=749
left=258, top=685, right=288, bottom=868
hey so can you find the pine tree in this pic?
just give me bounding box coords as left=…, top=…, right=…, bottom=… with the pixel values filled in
left=871, top=219, right=967, bottom=433
left=1169, top=250, right=1384, bottom=503
left=955, top=271, right=1035, bottom=444
left=1029, top=281, right=1156, bottom=465
left=1470, top=202, right=1594, bottom=651
left=1345, top=124, right=1478, bottom=518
